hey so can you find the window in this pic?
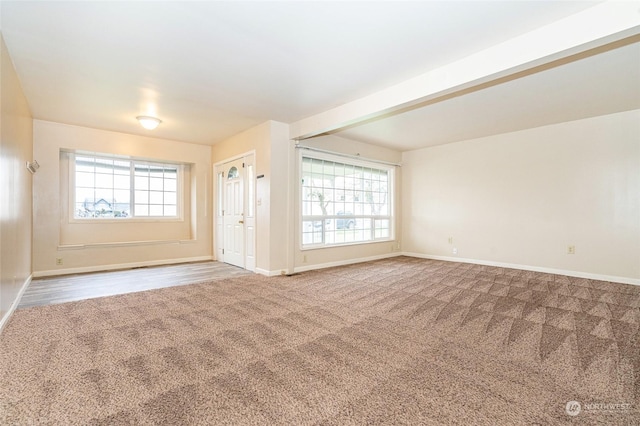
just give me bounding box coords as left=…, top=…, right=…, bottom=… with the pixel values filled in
left=227, top=166, right=239, bottom=179
left=73, top=153, right=181, bottom=219
left=301, top=152, right=393, bottom=248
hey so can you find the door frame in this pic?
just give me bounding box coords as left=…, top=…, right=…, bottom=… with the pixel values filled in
left=213, top=150, right=257, bottom=271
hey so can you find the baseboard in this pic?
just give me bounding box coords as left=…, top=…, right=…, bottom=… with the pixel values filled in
left=33, top=256, right=214, bottom=278
left=403, top=252, right=640, bottom=286
left=293, top=252, right=403, bottom=274
left=254, top=268, right=286, bottom=277
left=0, top=274, right=33, bottom=334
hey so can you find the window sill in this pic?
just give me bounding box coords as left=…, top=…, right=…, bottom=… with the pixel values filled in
left=301, top=238, right=393, bottom=251
left=58, top=239, right=196, bottom=250
left=68, top=217, right=184, bottom=224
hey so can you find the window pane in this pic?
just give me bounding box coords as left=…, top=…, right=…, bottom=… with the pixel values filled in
left=114, top=160, right=130, bottom=175
left=76, top=161, right=95, bottom=173
left=164, top=192, right=177, bottom=205
left=135, top=165, right=149, bottom=176
left=135, top=190, right=149, bottom=203
left=113, top=203, right=130, bottom=217
left=135, top=175, right=149, bottom=190
left=149, top=205, right=163, bottom=216
left=302, top=221, right=324, bottom=245
left=135, top=204, right=149, bottom=216
left=94, top=188, right=113, bottom=202
left=302, top=157, right=312, bottom=173
left=76, top=172, right=95, bottom=187
left=76, top=188, right=94, bottom=204
left=114, top=174, right=129, bottom=189
left=114, top=189, right=130, bottom=204
left=164, top=178, right=177, bottom=192
left=95, top=173, right=113, bottom=189
left=150, top=177, right=163, bottom=191
left=149, top=191, right=163, bottom=204
left=375, top=219, right=390, bottom=239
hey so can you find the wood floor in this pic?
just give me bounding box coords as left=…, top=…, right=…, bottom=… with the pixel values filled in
left=18, top=261, right=250, bottom=309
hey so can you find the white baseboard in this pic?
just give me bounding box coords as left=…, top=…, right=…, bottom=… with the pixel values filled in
left=0, top=274, right=33, bottom=334
left=403, top=252, right=640, bottom=286
left=33, top=256, right=214, bottom=278
left=256, top=252, right=402, bottom=276
left=293, top=252, right=403, bottom=274
left=255, top=268, right=286, bottom=277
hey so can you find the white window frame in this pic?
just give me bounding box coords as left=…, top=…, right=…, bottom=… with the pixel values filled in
left=68, top=152, right=184, bottom=223
left=300, top=150, right=394, bottom=250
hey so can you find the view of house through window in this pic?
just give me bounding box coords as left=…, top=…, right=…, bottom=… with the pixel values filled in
left=73, top=153, right=180, bottom=219
left=301, top=153, right=393, bottom=247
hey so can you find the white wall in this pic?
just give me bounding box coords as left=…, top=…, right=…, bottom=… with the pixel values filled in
left=33, top=120, right=212, bottom=276
left=402, top=110, right=640, bottom=283
left=0, top=34, right=33, bottom=327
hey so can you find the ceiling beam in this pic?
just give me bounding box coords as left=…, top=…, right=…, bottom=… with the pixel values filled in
left=289, top=1, right=640, bottom=141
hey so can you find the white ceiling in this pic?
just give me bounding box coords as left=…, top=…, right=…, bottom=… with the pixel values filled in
left=337, top=41, right=640, bottom=151
left=3, top=1, right=632, bottom=150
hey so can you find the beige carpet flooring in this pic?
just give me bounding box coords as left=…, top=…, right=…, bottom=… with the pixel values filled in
left=1, top=256, right=638, bottom=424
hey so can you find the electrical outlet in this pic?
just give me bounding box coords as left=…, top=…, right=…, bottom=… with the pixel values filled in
left=55, top=258, right=63, bottom=265
left=567, top=245, right=576, bottom=255
left=448, top=237, right=453, bottom=244
left=303, top=255, right=307, bottom=263
left=453, top=247, right=458, bottom=255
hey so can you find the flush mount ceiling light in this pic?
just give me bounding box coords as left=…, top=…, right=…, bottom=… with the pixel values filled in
left=136, top=116, right=162, bottom=130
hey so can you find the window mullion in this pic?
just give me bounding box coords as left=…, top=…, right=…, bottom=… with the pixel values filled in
left=162, top=166, right=166, bottom=216
left=130, top=161, right=135, bottom=218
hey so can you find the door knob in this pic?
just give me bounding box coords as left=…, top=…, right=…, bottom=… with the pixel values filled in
left=239, top=220, right=244, bottom=224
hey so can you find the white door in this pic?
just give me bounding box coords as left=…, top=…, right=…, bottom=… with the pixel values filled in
left=222, top=159, right=245, bottom=268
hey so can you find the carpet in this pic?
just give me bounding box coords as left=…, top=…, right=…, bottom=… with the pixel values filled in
left=1, top=256, right=638, bottom=424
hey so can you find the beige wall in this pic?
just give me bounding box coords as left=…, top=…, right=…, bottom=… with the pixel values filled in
left=402, top=110, right=640, bottom=283
left=0, top=34, right=33, bottom=326
left=268, top=121, right=292, bottom=272
left=33, top=120, right=212, bottom=276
